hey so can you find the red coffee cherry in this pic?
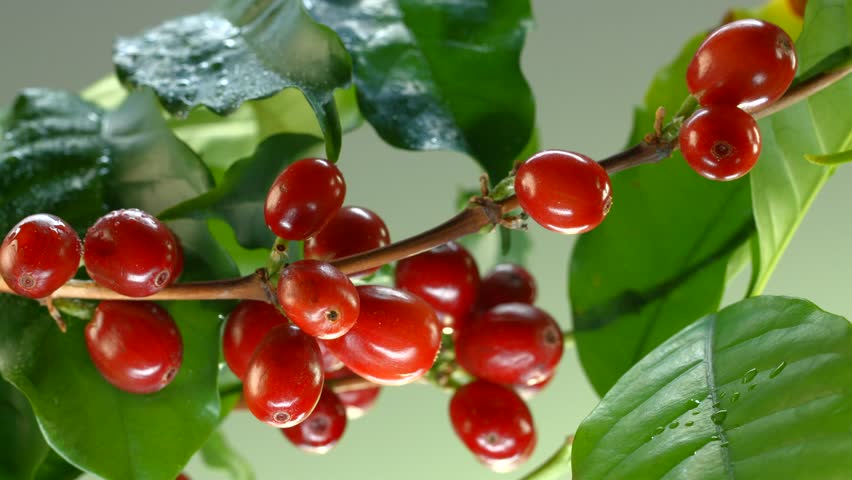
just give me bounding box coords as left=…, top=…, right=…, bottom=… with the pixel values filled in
left=679, top=105, right=762, bottom=181
left=304, top=206, right=390, bottom=276
left=243, top=324, right=323, bottom=428
left=337, top=385, right=381, bottom=420
left=318, top=340, right=345, bottom=374
left=325, top=366, right=381, bottom=419
left=176, top=474, right=190, bottom=480
left=514, top=150, right=612, bottom=234
left=450, top=380, right=536, bottom=472
left=477, top=263, right=536, bottom=312
left=456, top=303, right=563, bottom=386
left=277, top=260, right=360, bottom=339
left=222, top=301, right=288, bottom=380
left=0, top=214, right=81, bottom=298
left=686, top=19, right=797, bottom=109
left=395, top=241, right=480, bottom=329
left=324, top=285, right=441, bottom=385
left=83, top=209, right=181, bottom=297
left=85, top=301, right=183, bottom=394
left=264, top=158, right=346, bottom=241
left=282, top=387, right=347, bottom=454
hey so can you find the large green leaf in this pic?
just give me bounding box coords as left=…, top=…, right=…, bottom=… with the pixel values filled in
left=568, top=34, right=755, bottom=396
left=304, top=0, right=535, bottom=181
left=572, top=296, right=852, bottom=479
left=748, top=0, right=852, bottom=295
left=160, top=134, right=323, bottom=249
left=200, top=429, right=255, bottom=480
left=0, top=379, right=47, bottom=480
left=0, top=88, right=237, bottom=479
left=113, top=0, right=352, bottom=161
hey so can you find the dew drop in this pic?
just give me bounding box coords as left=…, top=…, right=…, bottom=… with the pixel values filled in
left=710, top=435, right=720, bottom=441
left=718, top=391, right=727, bottom=399
left=654, top=426, right=665, bottom=435
left=692, top=409, right=701, bottom=416
left=685, top=421, right=694, bottom=427
left=223, top=38, right=237, bottom=48
left=218, top=78, right=230, bottom=87
left=176, top=78, right=190, bottom=87
left=742, top=368, right=758, bottom=384
left=686, top=399, right=701, bottom=409
left=748, top=384, right=757, bottom=391
left=769, top=361, right=787, bottom=378
left=720, top=442, right=730, bottom=448
left=730, top=392, right=740, bottom=403
left=669, top=421, right=679, bottom=429
left=711, top=410, right=728, bottom=425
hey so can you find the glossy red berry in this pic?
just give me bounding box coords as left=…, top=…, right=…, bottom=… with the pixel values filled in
left=456, top=303, right=563, bottom=386
left=338, top=385, right=381, bottom=419
left=687, top=19, right=797, bottom=109
left=243, top=324, right=323, bottom=428
left=282, top=387, right=347, bottom=454
left=324, top=285, right=441, bottom=385
left=514, top=150, right=612, bottom=234
left=304, top=206, right=390, bottom=276
left=325, top=367, right=382, bottom=419
left=222, top=301, right=289, bottom=380
left=679, top=105, right=762, bottom=181
left=176, top=474, right=190, bottom=480
left=477, top=263, right=536, bottom=312
left=395, top=241, right=480, bottom=329
left=85, top=301, right=183, bottom=394
left=277, top=260, right=360, bottom=339
left=83, top=209, right=181, bottom=297
left=788, top=0, right=806, bottom=17
left=450, top=380, right=536, bottom=472
left=264, top=158, right=346, bottom=241
left=318, top=340, right=345, bottom=374
left=0, top=214, right=81, bottom=298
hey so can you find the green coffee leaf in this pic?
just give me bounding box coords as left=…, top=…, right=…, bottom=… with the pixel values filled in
left=201, top=430, right=255, bottom=480
left=113, top=0, right=352, bottom=160
left=0, top=379, right=47, bottom=480
left=568, top=34, right=754, bottom=396
left=0, top=88, right=237, bottom=479
left=572, top=296, right=852, bottom=479
left=748, top=0, right=852, bottom=295
left=305, top=0, right=535, bottom=180
left=160, top=134, right=323, bottom=249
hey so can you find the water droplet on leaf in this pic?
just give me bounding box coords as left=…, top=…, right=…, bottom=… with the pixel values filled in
left=769, top=361, right=787, bottom=378
left=711, top=410, right=728, bottom=425
left=742, top=368, right=758, bottom=384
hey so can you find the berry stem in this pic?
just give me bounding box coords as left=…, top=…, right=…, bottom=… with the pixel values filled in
left=0, top=66, right=846, bottom=304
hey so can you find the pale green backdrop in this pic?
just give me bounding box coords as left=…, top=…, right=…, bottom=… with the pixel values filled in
left=3, top=0, right=849, bottom=479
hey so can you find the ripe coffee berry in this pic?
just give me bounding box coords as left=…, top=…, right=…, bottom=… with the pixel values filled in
left=85, top=301, right=183, bottom=394
left=477, top=263, right=536, bottom=312
left=686, top=19, right=797, bottom=109
left=304, top=206, right=390, bottom=276
left=679, top=105, right=762, bottom=181
left=456, top=303, right=563, bottom=386
left=243, top=324, right=323, bottom=428
left=282, top=387, right=347, bottom=454
left=318, top=340, right=345, bottom=374
left=222, top=301, right=288, bottom=380
left=264, top=158, right=346, bottom=241
left=450, top=380, right=536, bottom=472
left=395, top=241, right=480, bottom=329
left=326, top=367, right=382, bottom=419
left=0, top=214, right=81, bottom=298
left=83, top=209, right=181, bottom=297
left=277, top=260, right=360, bottom=339
left=515, top=150, right=612, bottom=234
left=324, top=285, right=441, bottom=385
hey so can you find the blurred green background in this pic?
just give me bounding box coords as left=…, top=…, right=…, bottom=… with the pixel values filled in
left=3, top=0, right=850, bottom=478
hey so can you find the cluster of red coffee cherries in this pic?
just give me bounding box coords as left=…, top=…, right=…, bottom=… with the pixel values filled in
left=680, top=19, right=798, bottom=180
left=0, top=208, right=187, bottom=394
